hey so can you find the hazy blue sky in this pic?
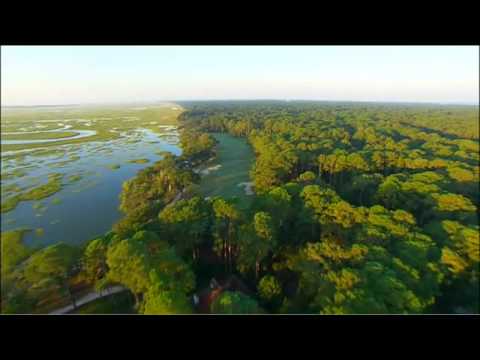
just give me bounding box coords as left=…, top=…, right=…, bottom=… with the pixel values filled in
left=2, top=46, right=478, bottom=106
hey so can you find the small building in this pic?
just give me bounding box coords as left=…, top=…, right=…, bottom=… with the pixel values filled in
left=192, top=275, right=254, bottom=314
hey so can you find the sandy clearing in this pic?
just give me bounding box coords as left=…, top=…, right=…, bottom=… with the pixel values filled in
left=237, top=182, right=254, bottom=195
left=198, top=164, right=222, bottom=175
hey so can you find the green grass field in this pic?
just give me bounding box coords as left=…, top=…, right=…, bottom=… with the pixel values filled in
left=198, top=133, right=255, bottom=207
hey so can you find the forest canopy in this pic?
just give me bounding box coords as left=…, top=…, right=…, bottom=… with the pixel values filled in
left=2, top=101, right=478, bottom=314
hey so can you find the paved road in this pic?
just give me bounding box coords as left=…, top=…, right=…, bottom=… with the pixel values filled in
left=49, top=285, right=127, bottom=315
left=49, top=189, right=185, bottom=315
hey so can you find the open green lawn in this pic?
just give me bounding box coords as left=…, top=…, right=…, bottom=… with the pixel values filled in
left=198, top=133, right=255, bottom=207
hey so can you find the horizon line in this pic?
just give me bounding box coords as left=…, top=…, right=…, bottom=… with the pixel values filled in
left=2, top=98, right=478, bottom=108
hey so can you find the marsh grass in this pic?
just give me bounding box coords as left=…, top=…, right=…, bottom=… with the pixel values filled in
left=1, top=131, right=79, bottom=141
left=1, top=169, right=27, bottom=181
left=127, top=158, right=150, bottom=164
left=1, top=174, right=63, bottom=213
left=1, top=129, right=120, bottom=152
left=1, top=105, right=183, bottom=152
left=68, top=174, right=82, bottom=182
left=32, top=202, right=44, bottom=210
left=23, top=180, right=61, bottom=200
left=51, top=198, right=62, bottom=205
left=30, top=149, right=67, bottom=158
left=1, top=183, right=22, bottom=194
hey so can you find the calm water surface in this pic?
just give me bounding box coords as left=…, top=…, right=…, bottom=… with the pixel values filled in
left=1, top=128, right=181, bottom=247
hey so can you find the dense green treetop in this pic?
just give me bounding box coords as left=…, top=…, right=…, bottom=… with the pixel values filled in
left=4, top=101, right=477, bottom=314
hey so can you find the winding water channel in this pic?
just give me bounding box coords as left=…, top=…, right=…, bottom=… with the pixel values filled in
left=1, top=129, right=97, bottom=144
left=1, top=128, right=181, bottom=247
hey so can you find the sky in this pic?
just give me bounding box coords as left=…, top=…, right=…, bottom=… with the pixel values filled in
left=1, top=46, right=479, bottom=106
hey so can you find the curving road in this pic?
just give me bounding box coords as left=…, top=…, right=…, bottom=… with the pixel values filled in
left=49, top=285, right=127, bottom=315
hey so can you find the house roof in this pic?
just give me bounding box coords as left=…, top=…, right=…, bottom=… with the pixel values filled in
left=194, top=275, right=254, bottom=314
